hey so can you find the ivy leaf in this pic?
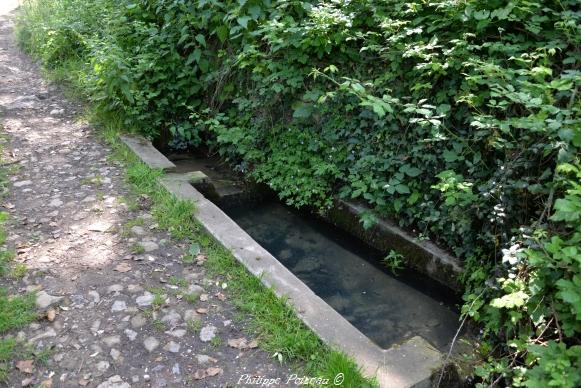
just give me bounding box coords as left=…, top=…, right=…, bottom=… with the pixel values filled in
left=408, top=192, right=421, bottom=204
left=473, top=10, right=490, bottom=21
left=443, top=149, right=459, bottom=162
left=292, top=103, right=313, bottom=119
left=360, top=212, right=378, bottom=230
left=248, top=5, right=262, bottom=19
left=551, top=198, right=581, bottom=222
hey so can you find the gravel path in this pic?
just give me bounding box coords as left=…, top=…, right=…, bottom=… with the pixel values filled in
left=0, top=7, right=291, bottom=387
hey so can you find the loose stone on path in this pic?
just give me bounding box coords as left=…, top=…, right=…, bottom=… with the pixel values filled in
left=111, top=300, right=127, bottom=312
left=143, top=336, right=159, bottom=352
left=35, top=291, right=62, bottom=309
left=200, top=325, right=217, bottom=342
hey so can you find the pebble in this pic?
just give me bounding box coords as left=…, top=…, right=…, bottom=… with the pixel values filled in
left=91, top=320, right=101, bottom=332
left=88, top=290, right=100, bottom=303
left=130, top=226, right=146, bottom=235
left=160, top=310, right=181, bottom=326
left=124, top=329, right=137, bottom=341
left=127, top=284, right=143, bottom=293
left=49, top=108, right=65, bottom=116
left=107, top=284, right=124, bottom=293
left=184, top=309, right=200, bottom=322
left=136, top=292, right=154, bottom=307
left=29, top=327, right=57, bottom=342
left=130, top=314, right=147, bottom=328
left=187, top=284, right=204, bottom=299
left=88, top=221, right=112, bottom=232
left=96, top=360, right=110, bottom=373
left=13, top=180, right=32, bottom=187
left=36, top=291, right=63, bottom=309
left=48, top=198, right=63, bottom=207
left=163, top=341, right=180, bottom=353
left=111, top=300, right=127, bottom=312
left=143, top=336, right=159, bottom=352
left=199, top=325, right=217, bottom=342
left=166, top=329, right=186, bottom=338
left=110, top=348, right=121, bottom=361
left=139, top=241, right=159, bottom=252
left=96, top=375, right=131, bottom=388
left=196, top=354, right=213, bottom=365
left=103, top=335, right=121, bottom=347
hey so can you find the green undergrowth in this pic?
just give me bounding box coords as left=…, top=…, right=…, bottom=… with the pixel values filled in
left=97, top=115, right=374, bottom=386
left=0, top=129, right=38, bottom=382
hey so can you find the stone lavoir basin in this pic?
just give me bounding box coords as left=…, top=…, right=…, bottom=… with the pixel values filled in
left=221, top=201, right=459, bottom=351
left=121, top=134, right=463, bottom=387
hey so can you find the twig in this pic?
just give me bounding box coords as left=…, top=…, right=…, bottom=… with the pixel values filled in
left=436, top=289, right=485, bottom=387
left=551, top=302, right=563, bottom=342
left=0, top=159, right=21, bottom=167
left=535, top=186, right=554, bottom=227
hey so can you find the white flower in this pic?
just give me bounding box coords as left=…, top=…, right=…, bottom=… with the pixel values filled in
left=502, top=244, right=522, bottom=265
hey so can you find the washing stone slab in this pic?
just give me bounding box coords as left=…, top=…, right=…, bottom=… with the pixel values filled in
left=120, top=134, right=176, bottom=172
left=124, top=134, right=444, bottom=388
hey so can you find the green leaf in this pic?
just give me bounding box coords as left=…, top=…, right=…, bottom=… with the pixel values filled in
left=490, top=291, right=529, bottom=309
left=400, top=165, right=422, bottom=177
left=186, top=48, right=202, bottom=65
left=292, top=103, right=313, bottom=119
left=248, top=5, right=262, bottom=19
left=195, top=34, right=206, bottom=47
left=237, top=16, right=252, bottom=29
left=408, top=192, right=421, bottom=204
left=395, top=184, right=410, bottom=194
left=216, top=26, right=228, bottom=43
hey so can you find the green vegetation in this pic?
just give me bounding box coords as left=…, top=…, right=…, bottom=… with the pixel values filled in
left=382, top=250, right=404, bottom=275
left=0, top=131, right=38, bottom=383
left=0, top=290, right=36, bottom=334
left=15, top=0, right=580, bottom=385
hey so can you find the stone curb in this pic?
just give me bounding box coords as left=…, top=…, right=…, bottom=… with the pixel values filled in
left=120, top=134, right=177, bottom=172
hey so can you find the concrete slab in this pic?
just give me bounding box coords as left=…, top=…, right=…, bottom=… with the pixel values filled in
left=120, top=134, right=176, bottom=172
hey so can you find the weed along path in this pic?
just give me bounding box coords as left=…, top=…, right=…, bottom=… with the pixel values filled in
left=0, top=7, right=300, bottom=388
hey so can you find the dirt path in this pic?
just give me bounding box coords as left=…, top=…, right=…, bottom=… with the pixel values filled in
left=0, top=6, right=291, bottom=388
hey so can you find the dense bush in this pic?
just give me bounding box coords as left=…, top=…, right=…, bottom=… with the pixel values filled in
left=17, top=0, right=580, bottom=385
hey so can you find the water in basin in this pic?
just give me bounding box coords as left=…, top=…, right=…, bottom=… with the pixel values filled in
left=223, top=201, right=459, bottom=350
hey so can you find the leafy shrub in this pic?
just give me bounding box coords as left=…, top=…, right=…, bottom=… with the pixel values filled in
left=16, top=0, right=581, bottom=385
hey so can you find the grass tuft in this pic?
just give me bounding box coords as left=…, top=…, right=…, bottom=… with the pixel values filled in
left=0, top=290, right=37, bottom=333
